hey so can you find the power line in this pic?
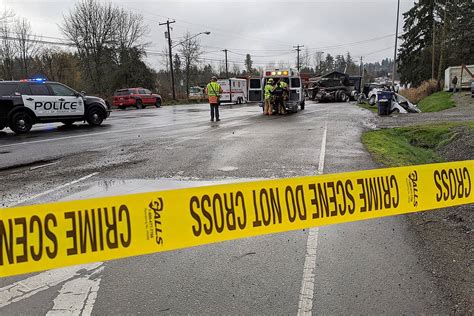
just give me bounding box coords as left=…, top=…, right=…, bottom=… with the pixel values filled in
left=306, top=34, right=395, bottom=51
left=117, top=3, right=294, bottom=48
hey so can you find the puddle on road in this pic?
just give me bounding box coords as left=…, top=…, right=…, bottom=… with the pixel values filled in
left=60, top=178, right=253, bottom=201
left=185, top=108, right=207, bottom=112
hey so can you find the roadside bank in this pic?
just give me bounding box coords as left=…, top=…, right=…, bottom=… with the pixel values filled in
left=362, top=117, right=473, bottom=313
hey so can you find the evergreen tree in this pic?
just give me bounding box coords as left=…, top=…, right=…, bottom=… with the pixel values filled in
left=397, top=0, right=440, bottom=86
left=244, top=54, right=253, bottom=75
left=334, top=55, right=346, bottom=72
left=345, top=52, right=359, bottom=75
left=397, top=0, right=473, bottom=86
left=320, top=53, right=334, bottom=74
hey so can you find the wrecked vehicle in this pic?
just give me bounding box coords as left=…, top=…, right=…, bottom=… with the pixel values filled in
left=357, top=83, right=385, bottom=105
left=307, top=71, right=361, bottom=103
left=374, top=90, right=421, bottom=115
left=390, top=93, right=421, bottom=113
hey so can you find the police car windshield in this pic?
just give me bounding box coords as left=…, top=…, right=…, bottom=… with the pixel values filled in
left=114, top=90, right=131, bottom=96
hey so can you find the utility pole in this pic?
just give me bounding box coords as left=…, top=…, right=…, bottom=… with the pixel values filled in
left=431, top=18, right=436, bottom=79
left=159, top=19, right=176, bottom=100
left=222, top=49, right=229, bottom=78
left=360, top=56, right=363, bottom=77
left=392, top=0, right=400, bottom=87
left=293, top=45, right=304, bottom=71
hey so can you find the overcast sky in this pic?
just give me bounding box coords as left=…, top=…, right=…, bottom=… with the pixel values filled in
left=2, top=0, right=414, bottom=70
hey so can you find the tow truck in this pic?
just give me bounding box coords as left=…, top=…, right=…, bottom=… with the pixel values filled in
left=248, top=68, right=305, bottom=113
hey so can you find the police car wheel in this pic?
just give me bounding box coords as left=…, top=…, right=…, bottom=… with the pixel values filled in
left=9, top=111, right=33, bottom=134
left=86, top=108, right=105, bottom=126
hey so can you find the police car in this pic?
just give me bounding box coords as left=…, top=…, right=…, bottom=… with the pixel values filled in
left=0, top=79, right=110, bottom=134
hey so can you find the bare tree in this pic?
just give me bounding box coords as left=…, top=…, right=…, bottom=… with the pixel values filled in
left=232, top=63, right=240, bottom=76
left=313, top=51, right=324, bottom=73
left=61, top=0, right=120, bottom=93
left=61, top=0, right=148, bottom=94
left=299, top=48, right=311, bottom=70
left=159, top=47, right=170, bottom=72
left=38, top=48, right=81, bottom=87
left=217, top=61, right=226, bottom=77
left=178, top=32, right=202, bottom=98
left=14, top=17, right=40, bottom=77
left=0, top=8, right=15, bottom=22
left=0, top=12, right=16, bottom=79
left=116, top=9, right=147, bottom=50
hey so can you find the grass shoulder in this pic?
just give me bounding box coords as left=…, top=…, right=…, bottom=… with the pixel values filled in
left=417, top=91, right=455, bottom=112
left=362, top=121, right=474, bottom=167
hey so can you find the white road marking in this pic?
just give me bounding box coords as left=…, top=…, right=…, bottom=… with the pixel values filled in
left=0, top=263, right=103, bottom=308
left=2, top=172, right=104, bottom=314
left=297, top=120, right=327, bottom=315
left=30, top=161, right=58, bottom=170
left=6, top=172, right=98, bottom=207
left=46, top=266, right=104, bottom=316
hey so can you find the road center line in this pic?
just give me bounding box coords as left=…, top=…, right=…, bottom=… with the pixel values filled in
left=46, top=265, right=104, bottom=316
left=297, top=120, right=327, bottom=315
left=6, top=172, right=99, bottom=208
left=0, top=263, right=103, bottom=308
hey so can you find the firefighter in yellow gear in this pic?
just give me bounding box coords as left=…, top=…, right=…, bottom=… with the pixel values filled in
left=264, top=78, right=274, bottom=115
left=277, top=79, right=289, bottom=114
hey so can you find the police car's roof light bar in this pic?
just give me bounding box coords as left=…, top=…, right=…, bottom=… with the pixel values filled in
left=19, top=78, right=47, bottom=83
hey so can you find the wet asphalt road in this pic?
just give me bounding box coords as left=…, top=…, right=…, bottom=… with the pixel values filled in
left=0, top=101, right=450, bottom=314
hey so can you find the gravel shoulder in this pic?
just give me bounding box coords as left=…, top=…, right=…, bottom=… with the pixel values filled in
left=368, top=93, right=473, bottom=313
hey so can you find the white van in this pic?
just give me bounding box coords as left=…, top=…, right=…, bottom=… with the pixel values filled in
left=217, top=78, right=248, bottom=104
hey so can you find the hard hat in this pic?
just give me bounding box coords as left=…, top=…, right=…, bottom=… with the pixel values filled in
left=211, top=76, right=217, bottom=80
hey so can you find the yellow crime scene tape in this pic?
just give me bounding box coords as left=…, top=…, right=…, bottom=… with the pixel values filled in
left=1, top=160, right=473, bottom=277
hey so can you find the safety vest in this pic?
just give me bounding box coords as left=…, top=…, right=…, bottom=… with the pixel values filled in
left=264, top=84, right=273, bottom=99
left=279, top=81, right=288, bottom=89
left=206, top=82, right=221, bottom=96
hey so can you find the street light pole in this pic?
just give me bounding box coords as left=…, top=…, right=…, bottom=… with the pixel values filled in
left=171, top=31, right=211, bottom=49
left=392, top=0, right=400, bottom=88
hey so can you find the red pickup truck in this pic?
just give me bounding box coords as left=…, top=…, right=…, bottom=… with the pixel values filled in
left=113, top=88, right=162, bottom=109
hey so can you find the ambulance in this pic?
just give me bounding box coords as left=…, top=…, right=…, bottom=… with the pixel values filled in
left=217, top=78, right=248, bottom=104
left=248, top=68, right=305, bottom=112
